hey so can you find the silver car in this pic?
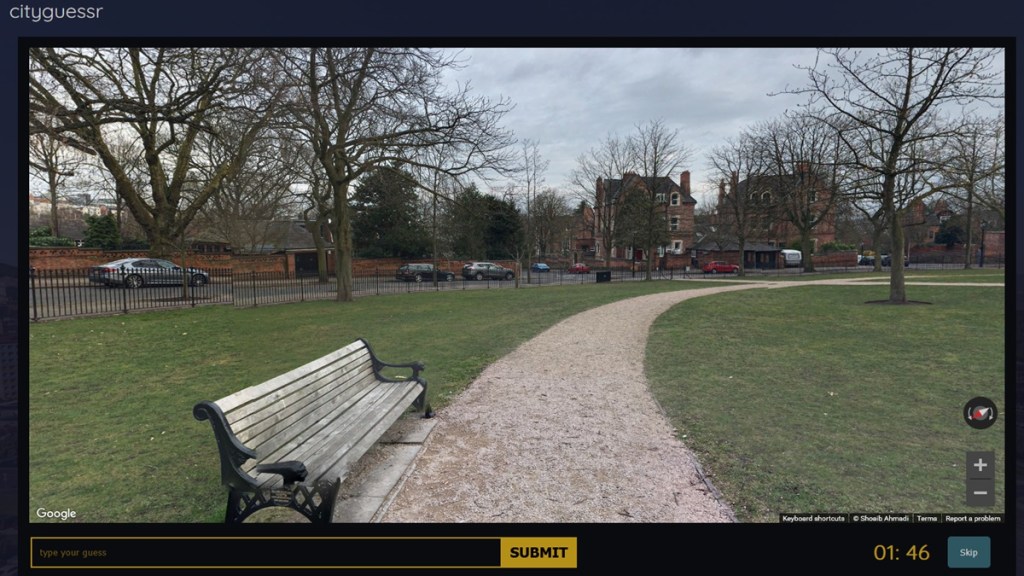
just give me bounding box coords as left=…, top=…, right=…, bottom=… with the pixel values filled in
left=461, top=261, right=514, bottom=281
left=87, top=258, right=210, bottom=288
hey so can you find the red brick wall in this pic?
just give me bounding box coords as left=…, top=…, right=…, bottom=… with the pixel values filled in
left=814, top=251, right=858, bottom=267
left=30, top=248, right=242, bottom=272
left=984, top=231, right=1005, bottom=257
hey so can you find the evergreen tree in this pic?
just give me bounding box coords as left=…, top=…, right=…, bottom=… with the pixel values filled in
left=351, top=167, right=429, bottom=259
left=82, top=214, right=120, bottom=250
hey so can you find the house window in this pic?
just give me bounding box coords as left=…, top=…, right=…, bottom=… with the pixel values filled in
left=761, top=192, right=772, bottom=204
left=670, top=217, right=679, bottom=231
left=809, top=189, right=817, bottom=203
left=671, top=193, right=679, bottom=206
left=673, top=241, right=682, bottom=254
left=656, top=193, right=666, bottom=203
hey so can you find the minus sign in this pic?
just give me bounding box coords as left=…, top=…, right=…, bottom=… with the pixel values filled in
left=973, top=491, right=989, bottom=495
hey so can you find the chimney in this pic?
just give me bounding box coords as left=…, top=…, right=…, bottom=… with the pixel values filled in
left=680, top=171, right=691, bottom=195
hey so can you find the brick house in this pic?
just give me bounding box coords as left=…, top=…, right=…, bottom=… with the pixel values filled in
left=591, top=171, right=698, bottom=261
left=571, top=203, right=597, bottom=259
left=713, top=163, right=837, bottom=253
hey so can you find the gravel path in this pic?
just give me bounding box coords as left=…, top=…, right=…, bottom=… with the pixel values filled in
left=380, top=283, right=769, bottom=523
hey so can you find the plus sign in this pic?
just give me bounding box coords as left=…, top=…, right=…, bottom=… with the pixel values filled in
left=973, top=458, right=989, bottom=472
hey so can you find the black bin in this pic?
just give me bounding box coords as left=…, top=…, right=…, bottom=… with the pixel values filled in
left=595, top=270, right=611, bottom=283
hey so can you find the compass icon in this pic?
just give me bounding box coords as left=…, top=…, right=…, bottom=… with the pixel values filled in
left=963, top=397, right=998, bottom=430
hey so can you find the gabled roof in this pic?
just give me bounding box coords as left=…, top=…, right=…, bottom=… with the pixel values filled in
left=735, top=172, right=821, bottom=196
left=601, top=174, right=697, bottom=205
left=251, top=221, right=320, bottom=253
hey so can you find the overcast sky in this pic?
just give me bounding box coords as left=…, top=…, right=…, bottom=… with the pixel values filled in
left=442, top=47, right=820, bottom=205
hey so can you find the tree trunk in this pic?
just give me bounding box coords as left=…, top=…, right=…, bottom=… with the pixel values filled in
left=802, top=234, right=815, bottom=273
left=963, top=185, right=975, bottom=270
left=644, top=244, right=654, bottom=281
left=48, top=172, right=60, bottom=238
left=333, top=180, right=354, bottom=302
left=888, top=210, right=907, bottom=303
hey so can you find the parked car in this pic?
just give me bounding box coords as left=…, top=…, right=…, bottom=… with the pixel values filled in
left=858, top=255, right=875, bottom=266
left=530, top=262, right=551, bottom=273
left=462, top=261, right=515, bottom=281
left=780, top=249, right=802, bottom=268
left=567, top=263, right=591, bottom=274
left=880, top=254, right=909, bottom=267
left=702, top=261, right=739, bottom=274
left=87, top=258, right=210, bottom=288
left=395, top=263, right=455, bottom=282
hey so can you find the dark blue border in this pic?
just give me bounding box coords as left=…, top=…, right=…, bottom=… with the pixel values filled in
left=4, top=2, right=1019, bottom=573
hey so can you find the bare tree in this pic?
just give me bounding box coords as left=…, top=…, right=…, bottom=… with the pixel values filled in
left=750, top=113, right=845, bottom=272
left=195, top=129, right=302, bottom=253
left=569, top=133, right=635, bottom=266
left=288, top=140, right=334, bottom=282
left=518, top=139, right=548, bottom=283
left=28, top=125, right=91, bottom=238
left=531, top=188, right=572, bottom=259
left=707, top=131, right=770, bottom=276
left=788, top=47, right=1003, bottom=302
left=940, top=113, right=1005, bottom=267
left=278, top=47, right=516, bottom=301
left=403, top=142, right=467, bottom=286
left=29, top=47, right=280, bottom=257
left=630, top=120, right=691, bottom=279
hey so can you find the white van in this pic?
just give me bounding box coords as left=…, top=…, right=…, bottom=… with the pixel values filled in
left=780, top=249, right=802, bottom=268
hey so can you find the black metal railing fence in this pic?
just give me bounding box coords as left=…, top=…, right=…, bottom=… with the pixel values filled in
left=29, top=258, right=1000, bottom=322
left=30, top=264, right=652, bottom=321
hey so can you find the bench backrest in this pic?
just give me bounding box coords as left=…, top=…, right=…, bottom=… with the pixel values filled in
left=211, top=340, right=419, bottom=487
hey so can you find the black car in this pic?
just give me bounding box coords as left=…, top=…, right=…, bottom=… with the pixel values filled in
left=395, top=263, right=455, bottom=282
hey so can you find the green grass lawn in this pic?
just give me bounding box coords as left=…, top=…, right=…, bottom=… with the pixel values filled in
left=28, top=281, right=694, bottom=523
left=29, top=274, right=1006, bottom=523
left=647, top=282, right=1005, bottom=522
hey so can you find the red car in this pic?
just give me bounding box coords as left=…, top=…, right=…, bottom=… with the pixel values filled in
left=702, top=261, right=739, bottom=274
left=567, top=263, right=591, bottom=274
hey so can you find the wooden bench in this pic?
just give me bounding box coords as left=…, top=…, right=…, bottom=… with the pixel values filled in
left=193, top=338, right=430, bottom=523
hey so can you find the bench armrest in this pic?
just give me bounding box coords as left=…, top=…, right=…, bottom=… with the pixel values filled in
left=193, top=400, right=261, bottom=490
left=255, top=461, right=308, bottom=486
left=361, top=338, right=425, bottom=382
left=360, top=338, right=430, bottom=416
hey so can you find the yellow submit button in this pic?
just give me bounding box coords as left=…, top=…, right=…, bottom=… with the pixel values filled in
left=500, top=537, right=577, bottom=568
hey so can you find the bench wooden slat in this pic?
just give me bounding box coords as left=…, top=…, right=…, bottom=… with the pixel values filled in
left=194, top=338, right=429, bottom=522
left=251, top=380, right=423, bottom=488
left=238, top=371, right=397, bottom=475
left=214, top=341, right=369, bottom=413
left=227, top=364, right=377, bottom=447
left=225, top=353, right=374, bottom=435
